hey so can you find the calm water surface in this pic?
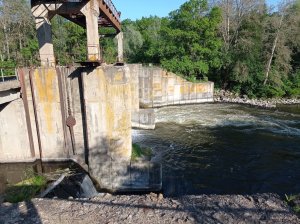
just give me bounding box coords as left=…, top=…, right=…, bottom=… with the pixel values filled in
left=133, top=103, right=300, bottom=196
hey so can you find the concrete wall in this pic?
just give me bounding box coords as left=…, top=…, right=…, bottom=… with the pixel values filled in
left=0, top=81, right=20, bottom=105
left=0, top=64, right=214, bottom=189
left=0, top=99, right=32, bottom=162
left=127, top=64, right=157, bottom=130
left=139, top=67, right=214, bottom=108
left=0, top=66, right=133, bottom=190
left=82, top=66, right=132, bottom=188
left=31, top=68, right=67, bottom=158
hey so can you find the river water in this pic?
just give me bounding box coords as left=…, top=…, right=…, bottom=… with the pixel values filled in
left=133, top=103, right=300, bottom=196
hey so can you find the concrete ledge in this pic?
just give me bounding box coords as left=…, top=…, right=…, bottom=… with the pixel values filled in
left=0, top=80, right=20, bottom=91
left=0, top=90, right=21, bottom=105
left=0, top=80, right=21, bottom=105
left=0, top=157, right=84, bottom=165
left=132, top=109, right=155, bottom=130
left=137, top=66, right=214, bottom=109
left=141, top=98, right=214, bottom=108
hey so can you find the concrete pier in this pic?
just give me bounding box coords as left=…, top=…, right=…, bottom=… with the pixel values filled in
left=81, top=0, right=101, bottom=61
left=31, top=0, right=122, bottom=66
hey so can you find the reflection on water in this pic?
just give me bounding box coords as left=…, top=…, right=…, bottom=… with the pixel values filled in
left=133, top=103, right=300, bottom=196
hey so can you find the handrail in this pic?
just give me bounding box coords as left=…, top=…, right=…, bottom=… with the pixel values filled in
left=0, top=67, right=18, bottom=83
left=103, top=0, right=120, bottom=21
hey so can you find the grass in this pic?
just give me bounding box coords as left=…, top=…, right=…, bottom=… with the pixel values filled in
left=131, top=143, right=152, bottom=161
left=294, top=206, right=300, bottom=214
left=4, top=170, right=47, bottom=203
left=285, top=194, right=300, bottom=215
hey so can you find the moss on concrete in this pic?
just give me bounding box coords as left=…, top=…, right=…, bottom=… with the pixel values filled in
left=131, top=143, right=152, bottom=161
left=4, top=171, right=47, bottom=203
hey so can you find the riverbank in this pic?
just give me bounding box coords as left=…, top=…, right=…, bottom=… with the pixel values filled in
left=214, top=90, right=300, bottom=108
left=0, top=193, right=299, bottom=223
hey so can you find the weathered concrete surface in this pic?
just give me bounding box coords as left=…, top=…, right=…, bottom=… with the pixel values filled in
left=31, top=68, right=66, bottom=159
left=82, top=66, right=132, bottom=189
left=116, top=32, right=124, bottom=63
left=0, top=80, right=20, bottom=92
left=0, top=81, right=20, bottom=105
left=0, top=65, right=214, bottom=163
left=0, top=89, right=20, bottom=105
left=132, top=109, right=155, bottom=130
left=127, top=64, right=140, bottom=113
left=0, top=193, right=299, bottom=224
left=0, top=99, right=31, bottom=162
left=0, top=66, right=133, bottom=176
left=0, top=64, right=215, bottom=190
left=139, top=67, right=214, bottom=108
left=31, top=0, right=122, bottom=65
left=127, top=64, right=156, bottom=130
left=81, top=0, right=101, bottom=61
left=31, top=4, right=56, bottom=67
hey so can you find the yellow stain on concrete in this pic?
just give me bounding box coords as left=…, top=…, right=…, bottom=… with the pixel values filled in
left=196, top=84, right=207, bottom=93
left=168, top=86, right=174, bottom=93
left=34, top=69, right=57, bottom=133
left=153, top=83, right=161, bottom=90
left=190, top=84, right=197, bottom=93
left=114, top=72, right=124, bottom=82
left=88, top=55, right=97, bottom=61
left=119, top=112, right=130, bottom=130
left=112, top=128, right=131, bottom=159
left=105, top=104, right=114, bottom=135
left=180, top=84, right=190, bottom=94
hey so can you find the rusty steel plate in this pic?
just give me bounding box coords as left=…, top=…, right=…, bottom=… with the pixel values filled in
left=66, top=115, right=76, bottom=127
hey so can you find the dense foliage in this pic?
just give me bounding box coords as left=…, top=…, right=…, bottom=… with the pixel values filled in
left=0, top=0, right=299, bottom=98
left=122, top=0, right=300, bottom=98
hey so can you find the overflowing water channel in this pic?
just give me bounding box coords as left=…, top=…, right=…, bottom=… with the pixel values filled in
left=133, top=103, right=300, bottom=196
left=1, top=103, right=299, bottom=198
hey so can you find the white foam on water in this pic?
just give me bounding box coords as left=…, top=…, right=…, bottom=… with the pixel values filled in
left=155, top=104, right=300, bottom=136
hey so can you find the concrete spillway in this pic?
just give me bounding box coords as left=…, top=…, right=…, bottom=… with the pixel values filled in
left=0, top=65, right=214, bottom=191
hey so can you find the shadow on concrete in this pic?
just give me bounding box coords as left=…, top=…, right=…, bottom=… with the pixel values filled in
left=0, top=102, right=9, bottom=112
left=67, top=67, right=94, bottom=166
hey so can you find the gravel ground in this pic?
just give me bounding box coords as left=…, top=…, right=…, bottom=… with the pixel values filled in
left=0, top=193, right=299, bottom=224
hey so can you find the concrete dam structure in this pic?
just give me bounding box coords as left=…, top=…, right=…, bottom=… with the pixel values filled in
left=0, top=0, right=214, bottom=191
left=0, top=65, right=213, bottom=190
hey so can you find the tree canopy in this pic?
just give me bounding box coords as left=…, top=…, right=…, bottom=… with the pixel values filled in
left=0, top=0, right=299, bottom=98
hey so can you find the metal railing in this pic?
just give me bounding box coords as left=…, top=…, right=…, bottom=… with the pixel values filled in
left=0, top=67, right=18, bottom=83
left=103, top=0, right=121, bottom=21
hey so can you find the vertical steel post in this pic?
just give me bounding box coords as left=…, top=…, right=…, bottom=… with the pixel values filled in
left=56, top=67, right=69, bottom=156
left=29, top=69, right=44, bottom=172
left=81, top=72, right=89, bottom=166
left=1, top=69, right=4, bottom=82
left=18, top=68, right=36, bottom=159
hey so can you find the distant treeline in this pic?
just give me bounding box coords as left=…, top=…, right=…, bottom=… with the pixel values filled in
left=0, top=0, right=299, bottom=98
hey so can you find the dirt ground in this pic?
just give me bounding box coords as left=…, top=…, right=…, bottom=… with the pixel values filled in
left=0, top=193, right=299, bottom=224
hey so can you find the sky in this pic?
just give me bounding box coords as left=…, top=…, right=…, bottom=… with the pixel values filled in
left=113, top=0, right=281, bottom=21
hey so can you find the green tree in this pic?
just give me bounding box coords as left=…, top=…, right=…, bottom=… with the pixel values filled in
left=160, top=0, right=223, bottom=80
left=122, top=19, right=144, bottom=62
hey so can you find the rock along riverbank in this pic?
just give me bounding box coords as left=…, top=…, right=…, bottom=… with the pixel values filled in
left=0, top=193, right=299, bottom=223
left=214, top=90, right=300, bottom=108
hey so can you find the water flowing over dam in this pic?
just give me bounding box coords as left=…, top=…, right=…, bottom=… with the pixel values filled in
left=133, top=103, right=300, bottom=196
